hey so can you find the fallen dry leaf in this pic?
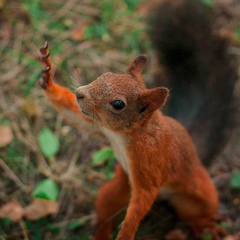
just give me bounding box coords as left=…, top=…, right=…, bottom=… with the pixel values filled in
left=165, top=229, right=187, bottom=240
left=0, top=124, right=13, bottom=147
left=0, top=200, right=25, bottom=221
left=223, top=235, right=239, bottom=240
left=70, top=22, right=88, bottom=41
left=24, top=198, right=58, bottom=220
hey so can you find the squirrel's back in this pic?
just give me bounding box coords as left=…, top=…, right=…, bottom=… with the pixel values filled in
left=147, top=0, right=238, bottom=165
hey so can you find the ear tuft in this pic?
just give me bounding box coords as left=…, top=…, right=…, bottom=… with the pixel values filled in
left=126, top=55, right=147, bottom=78
left=133, top=55, right=147, bottom=67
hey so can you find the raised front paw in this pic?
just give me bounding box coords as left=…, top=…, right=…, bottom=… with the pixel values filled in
left=38, top=42, right=52, bottom=89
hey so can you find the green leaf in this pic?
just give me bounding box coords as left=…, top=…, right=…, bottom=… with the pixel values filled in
left=32, top=178, right=59, bottom=200
left=219, top=221, right=228, bottom=228
left=22, top=0, right=49, bottom=30
left=0, top=119, right=10, bottom=125
left=91, top=147, right=114, bottom=167
left=200, top=0, right=214, bottom=7
left=230, top=172, right=240, bottom=189
left=47, top=224, right=60, bottom=234
left=84, top=22, right=109, bottom=40
left=49, top=44, right=63, bottom=55
left=124, top=0, right=140, bottom=10
left=38, top=127, right=60, bottom=157
left=67, top=220, right=87, bottom=231
left=1, top=218, right=12, bottom=229
left=100, top=1, right=115, bottom=21
left=104, top=155, right=116, bottom=180
left=236, top=25, right=240, bottom=40
left=200, top=232, right=213, bottom=240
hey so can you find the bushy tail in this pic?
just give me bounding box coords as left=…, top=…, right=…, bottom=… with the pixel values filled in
left=148, top=0, right=238, bottom=165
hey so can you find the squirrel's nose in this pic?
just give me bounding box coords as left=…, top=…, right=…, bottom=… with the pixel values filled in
left=76, top=89, right=85, bottom=100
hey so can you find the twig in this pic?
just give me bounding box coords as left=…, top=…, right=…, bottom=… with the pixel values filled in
left=1, top=65, right=26, bottom=83
left=60, top=151, right=80, bottom=181
left=0, top=158, right=25, bottom=189
left=53, top=0, right=79, bottom=20
left=19, top=220, right=29, bottom=240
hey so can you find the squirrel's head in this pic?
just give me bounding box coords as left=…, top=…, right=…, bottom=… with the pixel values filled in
left=76, top=55, right=169, bottom=132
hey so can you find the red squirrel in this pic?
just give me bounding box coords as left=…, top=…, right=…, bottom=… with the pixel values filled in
left=39, top=43, right=219, bottom=239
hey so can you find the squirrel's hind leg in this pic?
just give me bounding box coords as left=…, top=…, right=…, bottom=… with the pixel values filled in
left=169, top=190, right=221, bottom=239
left=95, top=164, right=130, bottom=240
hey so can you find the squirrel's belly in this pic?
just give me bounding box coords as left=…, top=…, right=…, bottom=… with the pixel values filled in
left=101, top=127, right=130, bottom=174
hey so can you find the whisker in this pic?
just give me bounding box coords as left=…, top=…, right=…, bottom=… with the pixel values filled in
left=82, top=67, right=89, bottom=86
left=52, top=52, right=89, bottom=89
left=70, top=69, right=83, bottom=88
left=63, top=66, right=80, bottom=83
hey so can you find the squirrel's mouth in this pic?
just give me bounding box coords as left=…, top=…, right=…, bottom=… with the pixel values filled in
left=81, top=109, right=96, bottom=121
left=81, top=110, right=90, bottom=117
left=78, top=101, right=98, bottom=121
left=81, top=110, right=92, bottom=119
left=77, top=102, right=90, bottom=116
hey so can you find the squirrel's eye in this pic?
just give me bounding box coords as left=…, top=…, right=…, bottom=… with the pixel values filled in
left=111, top=100, right=125, bottom=110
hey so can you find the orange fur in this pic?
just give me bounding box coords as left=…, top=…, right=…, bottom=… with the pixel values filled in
left=39, top=44, right=219, bottom=240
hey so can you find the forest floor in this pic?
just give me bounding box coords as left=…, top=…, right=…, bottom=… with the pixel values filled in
left=0, top=0, right=240, bottom=239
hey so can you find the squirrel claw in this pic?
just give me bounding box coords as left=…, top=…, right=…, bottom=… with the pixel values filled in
left=39, top=41, right=49, bottom=54
left=39, top=42, right=52, bottom=89
left=39, top=53, right=50, bottom=62
left=39, top=70, right=50, bottom=89
left=39, top=77, right=48, bottom=89
left=207, top=226, right=225, bottom=240
left=42, top=66, right=50, bottom=73
left=39, top=67, right=51, bottom=89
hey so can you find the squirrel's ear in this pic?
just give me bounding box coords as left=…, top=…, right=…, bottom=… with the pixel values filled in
left=126, top=55, right=147, bottom=79
left=140, top=87, right=169, bottom=112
